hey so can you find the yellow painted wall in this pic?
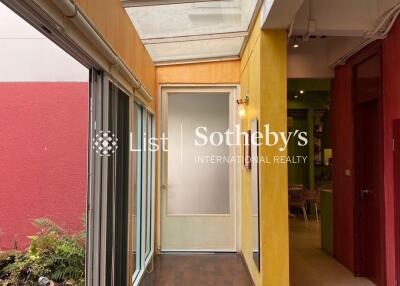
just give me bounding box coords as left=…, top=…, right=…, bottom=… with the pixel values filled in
left=156, top=60, right=240, bottom=84
left=240, top=17, right=289, bottom=286
left=240, top=16, right=262, bottom=286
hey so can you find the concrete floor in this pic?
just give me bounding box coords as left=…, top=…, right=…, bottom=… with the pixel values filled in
left=290, top=219, right=375, bottom=286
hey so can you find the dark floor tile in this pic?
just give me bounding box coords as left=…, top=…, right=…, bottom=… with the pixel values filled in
left=140, top=253, right=253, bottom=286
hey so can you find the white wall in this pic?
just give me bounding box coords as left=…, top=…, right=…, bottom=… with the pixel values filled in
left=288, top=38, right=334, bottom=78
left=0, top=2, right=87, bottom=82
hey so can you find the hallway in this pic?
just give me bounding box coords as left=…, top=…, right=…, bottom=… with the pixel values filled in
left=290, top=220, right=375, bottom=286
left=141, top=253, right=253, bottom=286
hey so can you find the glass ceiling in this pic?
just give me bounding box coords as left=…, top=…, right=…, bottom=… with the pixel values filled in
left=124, top=0, right=259, bottom=64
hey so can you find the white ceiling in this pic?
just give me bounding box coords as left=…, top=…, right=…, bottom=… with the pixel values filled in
left=0, top=3, right=88, bottom=82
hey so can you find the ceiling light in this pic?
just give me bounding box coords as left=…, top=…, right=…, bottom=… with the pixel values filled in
left=299, top=90, right=304, bottom=94
left=292, top=37, right=299, bottom=48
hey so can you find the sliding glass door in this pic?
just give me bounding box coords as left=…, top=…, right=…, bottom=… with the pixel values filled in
left=131, top=102, right=155, bottom=285
left=89, top=76, right=155, bottom=286
left=145, top=113, right=155, bottom=264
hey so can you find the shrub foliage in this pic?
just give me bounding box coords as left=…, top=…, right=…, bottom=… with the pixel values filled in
left=0, top=218, right=85, bottom=286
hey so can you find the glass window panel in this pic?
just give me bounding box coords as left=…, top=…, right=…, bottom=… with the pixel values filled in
left=145, top=37, right=244, bottom=62
left=167, top=93, right=230, bottom=215
left=145, top=114, right=154, bottom=258
left=126, top=0, right=257, bottom=39
left=141, top=109, right=149, bottom=263
left=130, top=102, right=143, bottom=281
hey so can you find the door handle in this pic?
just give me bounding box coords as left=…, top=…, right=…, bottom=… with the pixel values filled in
left=361, top=189, right=370, bottom=199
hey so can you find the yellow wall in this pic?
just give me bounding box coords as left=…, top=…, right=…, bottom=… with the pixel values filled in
left=240, top=16, right=262, bottom=286
left=240, top=17, right=289, bottom=286
left=76, top=0, right=156, bottom=98
left=156, top=60, right=240, bottom=84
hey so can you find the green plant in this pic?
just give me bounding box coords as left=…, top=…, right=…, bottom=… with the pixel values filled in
left=0, top=218, right=85, bottom=286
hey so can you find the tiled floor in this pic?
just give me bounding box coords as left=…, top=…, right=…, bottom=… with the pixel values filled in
left=140, top=220, right=375, bottom=286
left=290, top=219, right=375, bottom=286
left=140, top=253, right=253, bottom=286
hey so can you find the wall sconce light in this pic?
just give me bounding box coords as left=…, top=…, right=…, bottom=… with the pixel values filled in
left=237, top=96, right=249, bottom=118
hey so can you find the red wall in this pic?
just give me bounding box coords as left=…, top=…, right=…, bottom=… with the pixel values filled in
left=332, top=19, right=400, bottom=285
left=331, top=64, right=355, bottom=272
left=0, top=82, right=88, bottom=250
left=382, top=17, right=400, bottom=286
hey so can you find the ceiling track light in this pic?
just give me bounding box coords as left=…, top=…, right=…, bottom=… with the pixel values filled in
left=292, top=37, right=299, bottom=48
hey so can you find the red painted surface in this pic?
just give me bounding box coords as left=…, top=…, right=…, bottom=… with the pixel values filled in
left=331, top=64, right=355, bottom=272
left=394, top=120, right=400, bottom=284
left=354, top=60, right=383, bottom=284
left=382, top=18, right=400, bottom=286
left=332, top=18, right=400, bottom=286
left=0, top=82, right=88, bottom=250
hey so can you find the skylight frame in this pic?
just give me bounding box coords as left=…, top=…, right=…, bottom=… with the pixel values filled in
left=123, top=0, right=263, bottom=64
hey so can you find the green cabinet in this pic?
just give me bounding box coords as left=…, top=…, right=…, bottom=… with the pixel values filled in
left=320, top=189, right=333, bottom=255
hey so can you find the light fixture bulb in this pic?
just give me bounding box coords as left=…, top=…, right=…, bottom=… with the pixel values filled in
left=238, top=104, right=246, bottom=118
left=293, top=43, right=299, bottom=48
left=299, top=90, right=304, bottom=94
left=294, top=95, right=299, bottom=99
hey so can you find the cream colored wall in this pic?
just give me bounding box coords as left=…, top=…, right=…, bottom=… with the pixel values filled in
left=240, top=16, right=289, bottom=286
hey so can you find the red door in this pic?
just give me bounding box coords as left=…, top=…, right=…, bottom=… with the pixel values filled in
left=354, top=52, right=384, bottom=285
left=394, top=120, right=400, bottom=285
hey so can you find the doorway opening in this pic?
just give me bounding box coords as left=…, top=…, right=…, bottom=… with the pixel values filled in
left=288, top=42, right=386, bottom=286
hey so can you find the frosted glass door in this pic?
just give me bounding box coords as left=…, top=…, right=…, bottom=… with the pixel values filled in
left=161, top=91, right=236, bottom=251
left=167, top=93, right=230, bottom=215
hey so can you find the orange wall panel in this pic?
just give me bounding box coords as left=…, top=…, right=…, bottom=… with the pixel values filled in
left=156, top=60, right=241, bottom=84
left=75, top=0, right=156, bottom=96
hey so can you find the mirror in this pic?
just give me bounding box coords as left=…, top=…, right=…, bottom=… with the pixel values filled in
left=251, top=118, right=260, bottom=270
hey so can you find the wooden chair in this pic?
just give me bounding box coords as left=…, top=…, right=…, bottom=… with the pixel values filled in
left=288, top=184, right=308, bottom=226
left=304, top=188, right=321, bottom=222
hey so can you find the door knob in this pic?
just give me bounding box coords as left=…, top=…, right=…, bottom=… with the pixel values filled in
left=361, top=189, right=370, bottom=199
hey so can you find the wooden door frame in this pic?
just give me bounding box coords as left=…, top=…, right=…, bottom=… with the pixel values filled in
left=394, top=120, right=400, bottom=285
left=351, top=41, right=386, bottom=285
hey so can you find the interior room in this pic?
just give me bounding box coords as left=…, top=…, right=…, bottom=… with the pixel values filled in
left=287, top=78, right=375, bottom=285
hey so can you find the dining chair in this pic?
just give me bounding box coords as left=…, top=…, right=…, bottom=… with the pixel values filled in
left=288, top=184, right=308, bottom=226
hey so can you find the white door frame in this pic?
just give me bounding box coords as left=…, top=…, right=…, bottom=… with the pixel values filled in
left=156, top=84, right=242, bottom=252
